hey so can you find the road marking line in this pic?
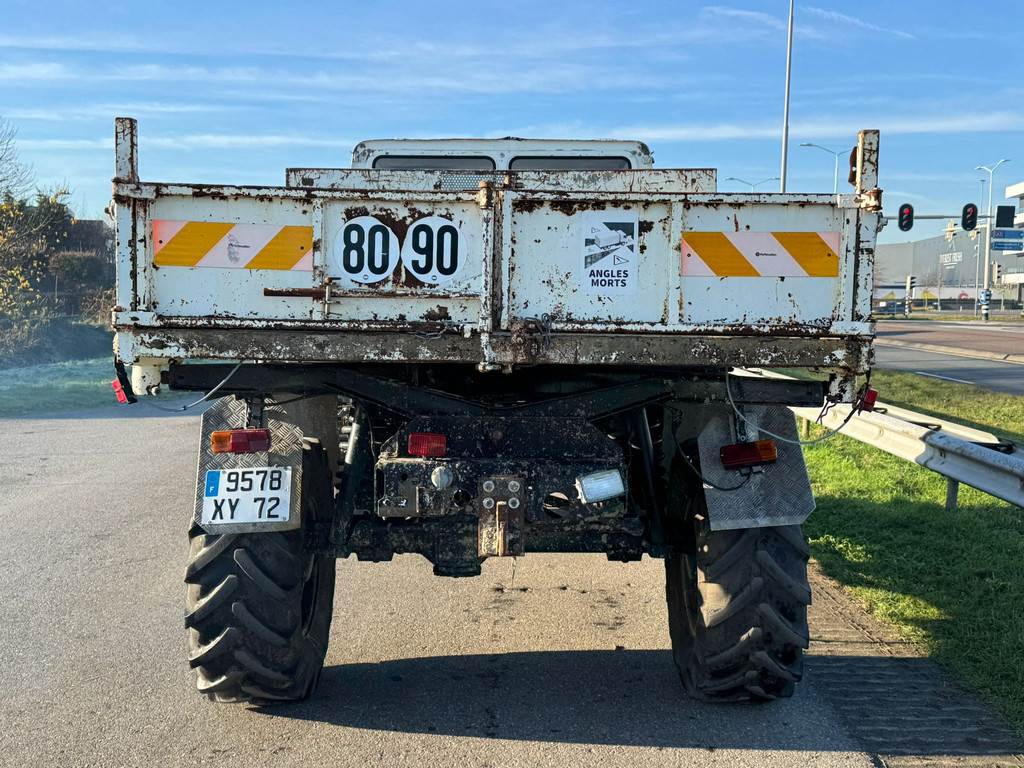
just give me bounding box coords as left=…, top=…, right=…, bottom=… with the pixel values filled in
left=913, top=371, right=973, bottom=384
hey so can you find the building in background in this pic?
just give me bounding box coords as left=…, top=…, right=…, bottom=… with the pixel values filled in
left=1007, top=181, right=1024, bottom=228
left=874, top=187, right=1024, bottom=310
left=1002, top=181, right=1024, bottom=299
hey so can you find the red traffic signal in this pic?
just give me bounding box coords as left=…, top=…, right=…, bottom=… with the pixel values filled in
left=962, top=203, right=978, bottom=231
left=897, top=203, right=914, bottom=232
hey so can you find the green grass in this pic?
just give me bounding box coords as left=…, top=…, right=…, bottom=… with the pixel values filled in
left=804, top=372, right=1024, bottom=731
left=0, top=357, right=114, bottom=417
left=870, top=369, right=1024, bottom=444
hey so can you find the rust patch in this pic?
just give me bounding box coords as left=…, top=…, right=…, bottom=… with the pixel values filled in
left=549, top=199, right=609, bottom=215
left=512, top=197, right=546, bottom=214
left=422, top=305, right=451, bottom=322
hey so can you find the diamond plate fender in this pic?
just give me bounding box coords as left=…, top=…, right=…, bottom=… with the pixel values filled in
left=193, top=397, right=306, bottom=534
left=696, top=405, right=815, bottom=531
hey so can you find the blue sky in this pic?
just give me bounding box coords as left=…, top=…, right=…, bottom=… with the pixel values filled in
left=1, top=0, right=1021, bottom=243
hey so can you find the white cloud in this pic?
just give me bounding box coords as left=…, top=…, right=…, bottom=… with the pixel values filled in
left=701, top=6, right=828, bottom=40
left=0, top=62, right=70, bottom=80
left=604, top=111, right=1024, bottom=142
left=0, top=59, right=647, bottom=94
left=804, top=6, right=915, bottom=40
left=0, top=33, right=148, bottom=53
left=18, top=133, right=357, bottom=151
left=6, top=102, right=225, bottom=121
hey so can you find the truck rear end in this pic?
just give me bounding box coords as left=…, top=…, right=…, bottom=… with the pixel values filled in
left=111, top=118, right=880, bottom=704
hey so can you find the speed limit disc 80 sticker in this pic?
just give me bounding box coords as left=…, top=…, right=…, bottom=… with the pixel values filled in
left=330, top=215, right=400, bottom=284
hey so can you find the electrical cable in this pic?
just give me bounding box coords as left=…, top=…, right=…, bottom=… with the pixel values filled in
left=676, top=447, right=752, bottom=492
left=137, top=362, right=243, bottom=413
left=724, top=371, right=869, bottom=447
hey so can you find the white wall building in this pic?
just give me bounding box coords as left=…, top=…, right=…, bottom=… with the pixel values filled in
left=1001, top=181, right=1024, bottom=288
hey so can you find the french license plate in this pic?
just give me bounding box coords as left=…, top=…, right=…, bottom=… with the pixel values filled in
left=201, top=467, right=292, bottom=526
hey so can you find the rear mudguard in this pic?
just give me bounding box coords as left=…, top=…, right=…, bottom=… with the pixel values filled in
left=193, top=396, right=337, bottom=535
left=695, top=405, right=815, bottom=531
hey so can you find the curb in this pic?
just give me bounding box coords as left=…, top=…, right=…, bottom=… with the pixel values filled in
left=875, top=339, right=1024, bottom=366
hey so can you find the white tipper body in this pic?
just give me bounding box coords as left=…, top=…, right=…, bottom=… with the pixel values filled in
left=112, top=120, right=879, bottom=398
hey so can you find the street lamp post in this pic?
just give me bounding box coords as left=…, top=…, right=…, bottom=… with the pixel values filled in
left=726, top=176, right=781, bottom=192
left=975, top=159, right=1010, bottom=322
left=799, top=143, right=848, bottom=194
left=974, top=177, right=985, bottom=316
left=779, top=0, right=795, bottom=192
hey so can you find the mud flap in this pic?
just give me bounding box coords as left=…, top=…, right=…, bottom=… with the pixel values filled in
left=193, top=397, right=307, bottom=535
left=695, top=405, right=815, bottom=531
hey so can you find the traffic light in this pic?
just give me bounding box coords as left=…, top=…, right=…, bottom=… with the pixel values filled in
left=996, top=205, right=1015, bottom=228
left=993, top=263, right=1003, bottom=283
left=909, top=275, right=917, bottom=289
left=897, top=203, right=914, bottom=231
left=961, top=203, right=978, bottom=231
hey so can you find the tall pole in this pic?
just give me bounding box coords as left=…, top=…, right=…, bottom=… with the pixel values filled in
left=984, top=170, right=994, bottom=320
left=832, top=151, right=839, bottom=195
left=976, top=158, right=1009, bottom=322
left=779, top=0, right=794, bottom=193
left=974, top=178, right=985, bottom=315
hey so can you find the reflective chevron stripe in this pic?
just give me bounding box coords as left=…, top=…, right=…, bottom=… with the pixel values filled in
left=682, top=231, right=840, bottom=277
left=152, top=220, right=314, bottom=271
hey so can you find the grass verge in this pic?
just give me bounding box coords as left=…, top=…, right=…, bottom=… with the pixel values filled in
left=804, top=370, right=1024, bottom=731
left=0, top=357, right=114, bottom=417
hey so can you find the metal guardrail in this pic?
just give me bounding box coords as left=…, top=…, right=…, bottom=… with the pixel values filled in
left=792, top=402, right=1024, bottom=511
left=744, top=370, right=1024, bottom=511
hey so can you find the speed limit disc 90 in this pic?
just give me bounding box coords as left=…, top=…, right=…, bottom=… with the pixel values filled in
left=331, top=216, right=400, bottom=284
left=400, top=216, right=465, bottom=285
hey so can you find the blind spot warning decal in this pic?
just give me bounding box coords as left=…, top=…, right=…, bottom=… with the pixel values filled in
left=581, top=212, right=639, bottom=295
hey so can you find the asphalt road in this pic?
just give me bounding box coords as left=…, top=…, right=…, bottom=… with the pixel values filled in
left=875, top=320, right=1024, bottom=393
left=874, top=345, right=1024, bottom=394
left=876, top=320, right=1024, bottom=357
left=1, top=406, right=1019, bottom=767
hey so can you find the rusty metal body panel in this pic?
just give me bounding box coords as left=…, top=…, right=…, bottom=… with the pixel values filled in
left=112, top=119, right=878, bottom=399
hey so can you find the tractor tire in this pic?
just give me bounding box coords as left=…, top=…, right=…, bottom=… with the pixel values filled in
left=664, top=486, right=811, bottom=701
left=184, top=440, right=336, bottom=704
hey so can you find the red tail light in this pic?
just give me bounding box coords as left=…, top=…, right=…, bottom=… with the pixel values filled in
left=407, top=432, right=447, bottom=457
left=720, top=439, right=778, bottom=470
left=211, top=428, right=271, bottom=454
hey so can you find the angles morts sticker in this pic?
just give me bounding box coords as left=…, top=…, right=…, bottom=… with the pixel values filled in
left=581, top=211, right=638, bottom=295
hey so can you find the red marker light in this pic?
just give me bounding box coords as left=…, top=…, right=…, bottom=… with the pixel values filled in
left=407, top=432, right=447, bottom=457
left=860, top=388, right=879, bottom=412
left=210, top=429, right=272, bottom=454
left=111, top=379, right=129, bottom=404
left=720, top=439, right=778, bottom=470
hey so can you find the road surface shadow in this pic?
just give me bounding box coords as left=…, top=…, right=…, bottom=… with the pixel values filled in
left=264, top=650, right=1021, bottom=757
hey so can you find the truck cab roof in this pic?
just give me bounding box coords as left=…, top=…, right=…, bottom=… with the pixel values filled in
left=351, top=138, right=654, bottom=170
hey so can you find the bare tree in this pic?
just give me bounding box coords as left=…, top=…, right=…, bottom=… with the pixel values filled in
left=0, top=117, right=33, bottom=198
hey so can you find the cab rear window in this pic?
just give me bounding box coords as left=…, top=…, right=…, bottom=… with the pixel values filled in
left=509, top=156, right=631, bottom=170
left=372, top=156, right=495, bottom=170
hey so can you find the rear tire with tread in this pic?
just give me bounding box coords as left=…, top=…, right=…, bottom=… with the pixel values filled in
left=664, top=461, right=810, bottom=701
left=184, top=440, right=336, bottom=704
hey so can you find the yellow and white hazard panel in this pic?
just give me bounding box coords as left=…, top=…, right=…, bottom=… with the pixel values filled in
left=681, top=231, right=840, bottom=278
left=152, top=220, right=314, bottom=271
